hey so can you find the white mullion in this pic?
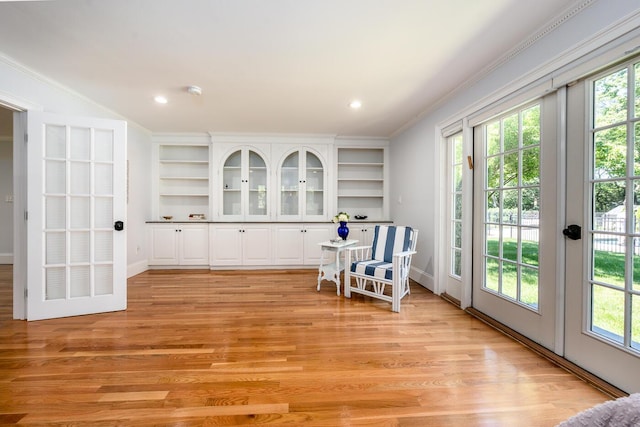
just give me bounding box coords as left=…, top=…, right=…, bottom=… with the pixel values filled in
left=451, top=145, right=457, bottom=276
left=90, top=127, right=95, bottom=297
left=65, top=124, right=71, bottom=300
left=498, top=121, right=504, bottom=295
left=624, top=63, right=635, bottom=348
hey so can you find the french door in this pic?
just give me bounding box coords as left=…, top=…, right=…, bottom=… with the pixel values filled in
left=26, top=111, right=127, bottom=321
left=472, top=93, right=559, bottom=350
left=445, top=132, right=463, bottom=297
left=564, top=60, right=640, bottom=393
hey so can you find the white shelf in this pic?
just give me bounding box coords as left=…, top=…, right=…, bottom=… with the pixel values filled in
left=337, top=162, right=384, bottom=166
left=160, top=193, right=209, bottom=197
left=160, top=160, right=208, bottom=164
left=160, top=176, right=208, bottom=180
left=337, top=147, right=386, bottom=220
left=156, top=143, right=210, bottom=220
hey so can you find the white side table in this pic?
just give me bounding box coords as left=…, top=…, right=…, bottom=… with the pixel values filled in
left=317, top=239, right=358, bottom=295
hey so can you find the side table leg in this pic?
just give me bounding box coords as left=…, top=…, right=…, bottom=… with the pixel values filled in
left=317, top=248, right=325, bottom=292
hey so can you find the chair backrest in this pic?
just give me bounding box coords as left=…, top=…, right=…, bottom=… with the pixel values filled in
left=371, top=225, right=414, bottom=263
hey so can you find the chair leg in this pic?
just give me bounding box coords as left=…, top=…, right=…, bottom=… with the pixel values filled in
left=392, top=279, right=400, bottom=313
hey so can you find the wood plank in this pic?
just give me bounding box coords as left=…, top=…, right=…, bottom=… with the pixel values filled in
left=0, top=266, right=614, bottom=425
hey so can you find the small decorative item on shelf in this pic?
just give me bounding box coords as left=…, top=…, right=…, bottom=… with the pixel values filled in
left=162, top=215, right=173, bottom=221
left=332, top=211, right=350, bottom=240
left=188, top=213, right=206, bottom=220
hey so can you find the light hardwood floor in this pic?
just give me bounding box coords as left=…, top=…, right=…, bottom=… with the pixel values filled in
left=0, top=266, right=613, bottom=426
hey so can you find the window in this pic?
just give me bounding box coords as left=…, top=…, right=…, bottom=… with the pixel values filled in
left=589, top=59, right=640, bottom=350
left=449, top=133, right=463, bottom=278
left=483, top=104, right=541, bottom=309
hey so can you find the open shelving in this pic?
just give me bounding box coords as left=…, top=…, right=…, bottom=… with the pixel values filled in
left=337, top=147, right=385, bottom=220
left=157, top=144, right=210, bottom=220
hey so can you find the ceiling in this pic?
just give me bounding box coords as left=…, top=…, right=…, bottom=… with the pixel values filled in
left=0, top=0, right=580, bottom=138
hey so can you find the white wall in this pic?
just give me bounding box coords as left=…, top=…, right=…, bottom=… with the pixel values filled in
left=0, top=138, right=12, bottom=263
left=0, top=56, right=152, bottom=277
left=126, top=124, right=152, bottom=276
left=389, top=0, right=640, bottom=295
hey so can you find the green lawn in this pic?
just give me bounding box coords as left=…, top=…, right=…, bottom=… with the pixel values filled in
left=486, top=238, right=640, bottom=345
left=486, top=239, right=539, bottom=306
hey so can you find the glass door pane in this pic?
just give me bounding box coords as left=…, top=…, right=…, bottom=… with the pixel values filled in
left=42, top=124, right=116, bottom=301
left=223, top=150, right=242, bottom=215
left=248, top=150, right=267, bottom=216
left=281, top=152, right=299, bottom=216
left=449, top=133, right=463, bottom=278
left=589, top=63, right=639, bottom=350
left=482, top=104, right=541, bottom=309
left=305, top=151, right=323, bottom=216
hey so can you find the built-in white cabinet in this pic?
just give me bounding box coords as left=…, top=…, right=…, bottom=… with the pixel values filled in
left=273, top=223, right=333, bottom=265
left=151, top=135, right=390, bottom=224
left=336, top=146, right=387, bottom=221
left=276, top=147, right=328, bottom=221
left=219, top=147, right=270, bottom=221
left=148, top=223, right=209, bottom=265
left=349, top=224, right=378, bottom=248
left=148, top=135, right=392, bottom=268
left=209, top=224, right=271, bottom=266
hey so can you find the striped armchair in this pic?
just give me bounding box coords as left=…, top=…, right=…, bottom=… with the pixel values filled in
left=344, top=225, right=418, bottom=312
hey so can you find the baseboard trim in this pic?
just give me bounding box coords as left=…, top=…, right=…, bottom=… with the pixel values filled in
left=127, top=260, right=148, bottom=278
left=0, top=253, right=13, bottom=265
left=411, top=267, right=433, bottom=292
left=465, top=307, right=627, bottom=399
left=440, top=292, right=461, bottom=308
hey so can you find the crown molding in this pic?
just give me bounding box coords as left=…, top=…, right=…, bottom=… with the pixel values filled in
left=392, top=0, right=600, bottom=138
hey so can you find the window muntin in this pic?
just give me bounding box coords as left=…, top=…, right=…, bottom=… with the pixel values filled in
left=449, top=133, right=463, bottom=278
left=589, top=59, right=640, bottom=351
left=483, top=104, right=541, bottom=309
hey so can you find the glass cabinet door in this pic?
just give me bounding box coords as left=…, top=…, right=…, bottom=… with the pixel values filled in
left=305, top=151, right=324, bottom=216
left=278, top=148, right=326, bottom=219
left=222, top=150, right=242, bottom=216
left=221, top=148, right=270, bottom=219
left=280, top=152, right=299, bottom=216
left=248, top=150, right=267, bottom=216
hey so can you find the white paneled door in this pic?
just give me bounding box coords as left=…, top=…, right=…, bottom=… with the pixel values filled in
left=564, top=62, right=640, bottom=393
left=472, top=94, right=559, bottom=351
left=27, top=112, right=127, bottom=320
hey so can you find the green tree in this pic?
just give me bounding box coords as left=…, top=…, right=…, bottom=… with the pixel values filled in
left=486, top=105, right=540, bottom=213
left=592, top=67, right=629, bottom=213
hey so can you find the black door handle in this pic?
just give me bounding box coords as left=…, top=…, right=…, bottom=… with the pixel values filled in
left=114, top=221, right=124, bottom=231
left=563, top=224, right=581, bottom=240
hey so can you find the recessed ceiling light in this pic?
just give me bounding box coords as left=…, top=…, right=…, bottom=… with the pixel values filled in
left=349, top=100, right=362, bottom=109
left=154, top=95, right=168, bottom=104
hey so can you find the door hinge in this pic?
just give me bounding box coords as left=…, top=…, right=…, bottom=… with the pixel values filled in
left=24, top=289, right=28, bottom=298
left=24, top=211, right=28, bottom=221
left=24, top=133, right=28, bottom=143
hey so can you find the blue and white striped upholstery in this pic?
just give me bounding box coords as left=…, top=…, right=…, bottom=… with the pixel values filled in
left=350, top=226, right=413, bottom=280
left=352, top=259, right=394, bottom=280
left=372, top=225, right=413, bottom=262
